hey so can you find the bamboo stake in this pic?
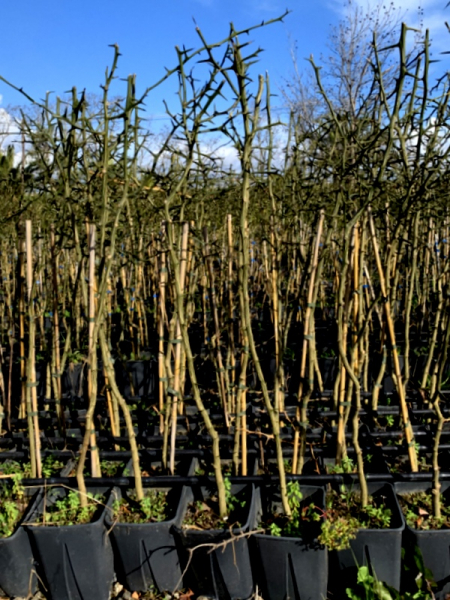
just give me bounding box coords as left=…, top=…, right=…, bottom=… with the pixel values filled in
left=158, top=225, right=168, bottom=435
left=18, top=234, right=26, bottom=420
left=368, top=208, right=418, bottom=472
left=270, top=216, right=283, bottom=413
left=50, top=225, right=65, bottom=433
left=352, top=223, right=360, bottom=373
left=4, top=243, right=13, bottom=431
left=88, top=224, right=101, bottom=477
left=104, top=368, right=119, bottom=450
left=204, top=226, right=230, bottom=429
left=336, top=268, right=352, bottom=463
left=292, top=209, right=324, bottom=474
left=169, top=222, right=189, bottom=475
left=404, top=211, right=420, bottom=393
left=25, top=220, right=42, bottom=478
left=99, top=327, right=143, bottom=501
left=227, top=215, right=243, bottom=474
left=226, top=214, right=237, bottom=416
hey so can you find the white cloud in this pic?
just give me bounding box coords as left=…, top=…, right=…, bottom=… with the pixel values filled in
left=0, top=108, right=21, bottom=164
left=210, top=143, right=240, bottom=170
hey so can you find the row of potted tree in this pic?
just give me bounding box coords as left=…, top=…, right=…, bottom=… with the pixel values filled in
left=1, top=9, right=450, bottom=600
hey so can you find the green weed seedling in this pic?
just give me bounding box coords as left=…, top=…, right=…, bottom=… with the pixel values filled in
left=328, top=456, right=356, bottom=474
left=41, top=455, right=65, bottom=478
left=319, top=512, right=360, bottom=551
left=0, top=460, right=32, bottom=478
left=113, top=489, right=168, bottom=524
left=99, top=460, right=124, bottom=477
left=400, top=544, right=436, bottom=599
left=346, top=563, right=433, bottom=600
left=41, top=490, right=103, bottom=526
left=0, top=456, right=62, bottom=479
left=224, top=477, right=246, bottom=515
left=0, top=475, right=26, bottom=538
left=266, top=481, right=321, bottom=538
left=183, top=478, right=246, bottom=529
left=319, top=488, right=392, bottom=551
left=66, top=350, right=85, bottom=364
left=400, top=491, right=450, bottom=530
left=320, top=348, right=336, bottom=359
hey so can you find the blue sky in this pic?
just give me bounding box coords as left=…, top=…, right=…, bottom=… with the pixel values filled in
left=1, top=0, right=450, bottom=128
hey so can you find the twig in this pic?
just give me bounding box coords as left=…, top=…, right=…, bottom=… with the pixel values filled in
left=173, top=527, right=264, bottom=594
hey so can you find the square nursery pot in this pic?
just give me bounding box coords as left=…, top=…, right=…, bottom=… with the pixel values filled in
left=395, top=481, right=450, bottom=600
left=250, top=484, right=328, bottom=600
left=62, top=362, right=85, bottom=397
left=173, top=482, right=257, bottom=600
left=0, top=485, right=39, bottom=598
left=24, top=485, right=114, bottom=600
left=116, top=359, right=157, bottom=399
left=106, top=484, right=190, bottom=593
left=0, top=453, right=73, bottom=597
left=193, top=453, right=258, bottom=478
left=328, top=481, right=405, bottom=596
left=122, top=452, right=196, bottom=478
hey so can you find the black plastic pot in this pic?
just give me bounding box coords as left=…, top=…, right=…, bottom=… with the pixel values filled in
left=0, top=450, right=27, bottom=463
left=103, top=455, right=196, bottom=591
left=319, top=356, right=337, bottom=389
left=173, top=482, right=257, bottom=600
left=321, top=447, right=389, bottom=476
left=24, top=486, right=114, bottom=600
left=328, top=482, right=405, bottom=596
left=35, top=362, right=48, bottom=399
left=194, top=453, right=258, bottom=478
left=62, top=362, right=85, bottom=397
left=0, top=487, right=38, bottom=598
left=122, top=451, right=196, bottom=478
left=395, top=481, right=450, bottom=599
left=116, top=359, right=157, bottom=399
left=250, top=484, right=327, bottom=600
left=384, top=355, right=405, bottom=395
left=107, top=484, right=190, bottom=593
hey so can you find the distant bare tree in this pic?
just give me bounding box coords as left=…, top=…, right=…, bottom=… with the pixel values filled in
left=282, top=0, right=414, bottom=129
left=323, top=0, right=404, bottom=116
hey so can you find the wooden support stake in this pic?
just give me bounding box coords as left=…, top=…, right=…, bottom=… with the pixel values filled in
left=88, top=224, right=101, bottom=477
left=25, top=220, right=42, bottom=478
left=368, top=208, right=418, bottom=472
left=169, top=222, right=189, bottom=475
